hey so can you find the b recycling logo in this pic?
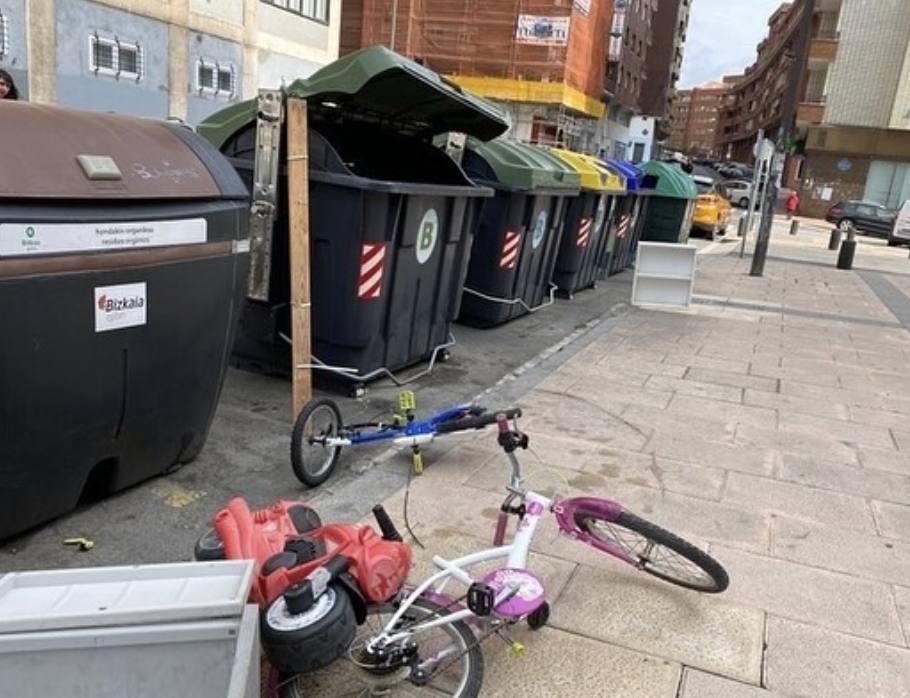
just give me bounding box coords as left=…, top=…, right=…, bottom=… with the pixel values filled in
left=416, top=209, right=439, bottom=264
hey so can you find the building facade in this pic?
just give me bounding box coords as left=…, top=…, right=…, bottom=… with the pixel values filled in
left=340, top=0, right=613, bottom=152
left=800, top=0, right=910, bottom=216
left=640, top=0, right=690, bottom=143
left=0, top=0, right=342, bottom=124
left=667, top=82, right=726, bottom=156
left=599, top=0, right=657, bottom=158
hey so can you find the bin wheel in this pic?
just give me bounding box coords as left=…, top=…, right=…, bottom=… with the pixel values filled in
left=291, top=398, right=344, bottom=488
left=350, top=384, right=367, bottom=399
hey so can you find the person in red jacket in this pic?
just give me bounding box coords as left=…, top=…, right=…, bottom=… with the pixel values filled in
left=786, top=191, right=800, bottom=220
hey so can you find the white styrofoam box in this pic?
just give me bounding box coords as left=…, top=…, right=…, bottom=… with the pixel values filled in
left=0, top=560, right=254, bottom=633
left=0, top=604, right=260, bottom=698
left=632, top=242, right=697, bottom=308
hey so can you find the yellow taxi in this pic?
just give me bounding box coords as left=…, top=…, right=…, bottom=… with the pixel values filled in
left=691, top=175, right=732, bottom=240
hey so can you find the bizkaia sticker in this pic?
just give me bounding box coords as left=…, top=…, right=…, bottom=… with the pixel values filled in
left=94, top=282, right=147, bottom=332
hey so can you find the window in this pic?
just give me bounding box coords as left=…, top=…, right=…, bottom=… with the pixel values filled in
left=89, top=35, right=143, bottom=80
left=261, top=0, right=328, bottom=23
left=197, top=59, right=235, bottom=98
left=0, top=11, right=8, bottom=59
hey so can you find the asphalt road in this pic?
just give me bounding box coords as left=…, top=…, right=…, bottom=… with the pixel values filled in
left=1, top=268, right=640, bottom=571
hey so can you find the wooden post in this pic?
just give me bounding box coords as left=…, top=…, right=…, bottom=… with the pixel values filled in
left=286, top=97, right=311, bottom=419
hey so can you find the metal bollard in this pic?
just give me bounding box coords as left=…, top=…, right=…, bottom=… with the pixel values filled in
left=738, top=216, right=747, bottom=238
left=790, top=219, right=799, bottom=236
left=837, top=230, right=857, bottom=270
left=828, top=228, right=842, bottom=251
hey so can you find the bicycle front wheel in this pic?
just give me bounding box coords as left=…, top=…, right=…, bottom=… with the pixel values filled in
left=276, top=597, right=483, bottom=698
left=291, top=398, right=344, bottom=488
left=575, top=510, right=729, bottom=593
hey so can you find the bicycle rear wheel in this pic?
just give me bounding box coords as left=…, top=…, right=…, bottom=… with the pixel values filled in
left=575, top=510, right=729, bottom=593
left=276, top=597, right=483, bottom=697
left=291, top=398, right=344, bottom=488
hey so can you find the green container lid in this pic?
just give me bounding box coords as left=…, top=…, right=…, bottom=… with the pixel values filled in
left=465, top=138, right=580, bottom=191
left=640, top=161, right=698, bottom=200
left=198, top=46, right=510, bottom=149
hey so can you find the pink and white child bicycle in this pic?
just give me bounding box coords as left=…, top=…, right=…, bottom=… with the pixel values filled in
left=278, top=413, right=729, bottom=697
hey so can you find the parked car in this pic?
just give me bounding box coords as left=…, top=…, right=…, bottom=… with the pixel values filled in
left=824, top=200, right=896, bottom=236
left=692, top=175, right=732, bottom=240
left=722, top=179, right=753, bottom=208
left=887, top=200, right=910, bottom=246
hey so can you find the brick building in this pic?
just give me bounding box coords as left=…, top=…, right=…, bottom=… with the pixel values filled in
left=640, top=0, right=690, bottom=143
left=668, top=82, right=727, bottom=156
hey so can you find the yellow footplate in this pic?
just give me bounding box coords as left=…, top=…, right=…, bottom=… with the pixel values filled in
left=510, top=642, right=526, bottom=659
left=397, top=390, right=416, bottom=413
left=412, top=449, right=424, bottom=475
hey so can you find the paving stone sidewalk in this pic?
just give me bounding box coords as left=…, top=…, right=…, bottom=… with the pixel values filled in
left=338, top=222, right=910, bottom=697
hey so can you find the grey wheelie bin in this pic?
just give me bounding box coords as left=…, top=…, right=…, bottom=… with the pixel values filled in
left=198, top=47, right=508, bottom=388
left=548, top=148, right=625, bottom=296
left=639, top=161, right=698, bottom=244
left=0, top=102, right=249, bottom=539
left=601, top=160, right=652, bottom=276
left=457, top=139, right=579, bottom=327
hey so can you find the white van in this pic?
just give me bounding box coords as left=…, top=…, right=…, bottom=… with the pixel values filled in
left=889, top=200, right=910, bottom=246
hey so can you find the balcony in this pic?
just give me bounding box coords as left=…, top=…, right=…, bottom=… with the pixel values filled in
left=808, top=36, right=838, bottom=64
left=797, top=98, right=826, bottom=124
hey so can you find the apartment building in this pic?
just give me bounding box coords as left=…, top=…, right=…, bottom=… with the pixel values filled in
left=0, top=0, right=342, bottom=124
left=640, top=0, right=690, bottom=143
left=668, top=81, right=726, bottom=156
left=340, top=0, right=613, bottom=151
left=800, top=0, right=910, bottom=216
left=599, top=0, right=657, bottom=158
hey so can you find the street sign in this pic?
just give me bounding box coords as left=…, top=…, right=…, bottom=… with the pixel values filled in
left=753, top=138, right=775, bottom=162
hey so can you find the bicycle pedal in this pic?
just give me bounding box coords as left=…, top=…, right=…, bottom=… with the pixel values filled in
left=467, top=582, right=495, bottom=616
left=510, top=642, right=526, bottom=659
left=397, top=390, right=416, bottom=413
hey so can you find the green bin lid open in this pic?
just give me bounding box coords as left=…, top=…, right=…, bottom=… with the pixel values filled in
left=640, top=161, right=698, bottom=200
left=198, top=46, right=510, bottom=148
left=465, top=138, right=580, bottom=191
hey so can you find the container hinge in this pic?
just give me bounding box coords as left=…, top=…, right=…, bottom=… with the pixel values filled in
left=247, top=89, right=284, bottom=301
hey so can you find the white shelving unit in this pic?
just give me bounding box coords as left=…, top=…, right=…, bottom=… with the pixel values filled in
left=632, top=242, right=697, bottom=308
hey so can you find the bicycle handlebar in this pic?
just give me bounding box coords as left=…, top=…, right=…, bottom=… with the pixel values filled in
left=435, top=407, right=522, bottom=433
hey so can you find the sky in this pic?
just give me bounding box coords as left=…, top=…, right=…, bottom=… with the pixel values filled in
left=678, top=0, right=789, bottom=88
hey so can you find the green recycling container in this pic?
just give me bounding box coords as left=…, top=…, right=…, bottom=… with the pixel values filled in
left=638, top=161, right=698, bottom=244
left=458, top=139, right=580, bottom=327
left=198, top=47, right=509, bottom=386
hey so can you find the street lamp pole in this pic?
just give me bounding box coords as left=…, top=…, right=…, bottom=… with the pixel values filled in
left=750, top=0, right=816, bottom=276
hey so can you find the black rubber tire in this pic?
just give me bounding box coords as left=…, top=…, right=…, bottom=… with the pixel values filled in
left=527, top=601, right=550, bottom=630
left=575, top=510, right=729, bottom=593
left=291, top=398, right=344, bottom=488
left=436, top=407, right=522, bottom=434
left=738, top=197, right=749, bottom=208
left=262, top=585, right=356, bottom=675
left=277, top=597, right=484, bottom=698
left=193, top=527, right=225, bottom=561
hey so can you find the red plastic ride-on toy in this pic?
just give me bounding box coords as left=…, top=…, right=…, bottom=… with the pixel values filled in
left=194, top=497, right=412, bottom=675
